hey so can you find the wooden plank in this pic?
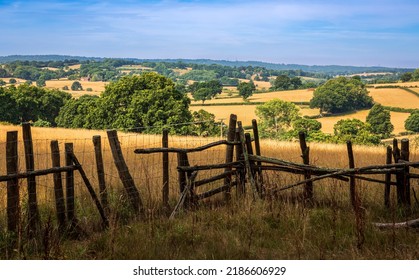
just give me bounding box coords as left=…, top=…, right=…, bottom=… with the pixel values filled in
left=162, top=129, right=169, bottom=209
left=195, top=170, right=235, bottom=187
left=107, top=130, right=144, bottom=216
left=22, top=122, right=39, bottom=237
left=196, top=182, right=237, bottom=200
left=93, top=135, right=108, bottom=214
left=6, top=131, right=20, bottom=234
left=238, top=121, right=258, bottom=199
left=134, top=140, right=240, bottom=154
left=384, top=146, right=392, bottom=208
left=178, top=161, right=243, bottom=172
left=400, top=138, right=411, bottom=207
left=299, top=132, right=313, bottom=201
left=347, top=141, right=356, bottom=208
left=170, top=171, right=197, bottom=220
left=65, top=143, right=76, bottom=227
left=223, top=114, right=237, bottom=200
left=0, top=165, right=79, bottom=182
left=50, top=140, right=67, bottom=232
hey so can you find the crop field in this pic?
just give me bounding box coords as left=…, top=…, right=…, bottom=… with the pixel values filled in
left=368, top=87, right=419, bottom=109
left=45, top=79, right=108, bottom=97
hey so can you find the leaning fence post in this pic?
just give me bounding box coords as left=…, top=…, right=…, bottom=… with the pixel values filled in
left=162, top=129, right=169, bottom=210
left=107, top=130, right=144, bottom=216
left=384, top=146, right=392, bottom=208
left=346, top=141, right=357, bottom=209
left=235, top=127, right=245, bottom=195
left=400, top=138, right=411, bottom=207
left=50, top=140, right=67, bottom=232
left=65, top=143, right=76, bottom=228
left=6, top=131, right=20, bottom=234
left=93, top=135, right=109, bottom=214
left=299, top=132, right=313, bottom=201
left=252, top=119, right=264, bottom=195
left=393, top=139, right=405, bottom=207
left=238, top=121, right=258, bottom=199
left=224, top=114, right=237, bottom=200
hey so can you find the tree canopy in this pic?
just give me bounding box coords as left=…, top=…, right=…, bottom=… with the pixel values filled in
left=366, top=103, right=393, bottom=138
left=237, top=80, right=256, bottom=100
left=405, top=112, right=419, bottom=132
left=310, top=77, right=373, bottom=114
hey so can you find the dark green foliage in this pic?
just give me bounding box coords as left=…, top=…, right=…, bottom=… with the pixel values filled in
left=333, top=119, right=381, bottom=145
left=0, top=79, right=6, bottom=86
left=291, top=118, right=322, bottom=135
left=56, top=95, right=100, bottom=128
left=0, top=87, right=18, bottom=123
left=9, top=78, right=16, bottom=84
left=366, top=104, right=393, bottom=138
left=404, top=112, right=419, bottom=132
left=272, top=75, right=291, bottom=90
left=180, top=70, right=218, bottom=82
left=310, top=77, right=373, bottom=114
left=400, top=72, right=413, bottom=82
left=190, top=109, right=221, bottom=136
left=71, top=81, right=83, bottom=91
left=237, top=80, right=256, bottom=100
left=189, top=80, right=223, bottom=103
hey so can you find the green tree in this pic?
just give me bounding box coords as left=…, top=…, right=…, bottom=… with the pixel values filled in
left=272, top=75, right=291, bottom=90
left=412, top=69, right=419, bottom=81
left=71, top=81, right=83, bottom=91
left=190, top=109, right=221, bottom=136
left=405, top=112, right=419, bottom=132
left=189, top=80, right=223, bottom=103
left=291, top=118, right=322, bottom=135
left=400, top=72, right=413, bottom=82
left=310, top=77, right=373, bottom=114
left=9, top=78, right=17, bottom=84
left=0, top=79, right=6, bottom=86
left=333, top=119, right=380, bottom=145
left=256, top=99, right=301, bottom=138
left=290, top=77, right=303, bottom=89
left=237, top=80, right=256, bottom=100
left=366, top=103, right=394, bottom=138
left=0, top=87, right=18, bottom=123
left=56, top=95, right=99, bottom=128
left=36, top=77, right=46, bottom=87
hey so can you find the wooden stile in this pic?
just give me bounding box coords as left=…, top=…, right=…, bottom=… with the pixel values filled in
left=93, top=135, right=108, bottom=214
left=238, top=121, right=258, bottom=199
left=107, top=130, right=144, bottom=216
left=50, top=140, right=67, bottom=232
left=6, top=131, right=19, bottom=234
left=22, top=123, right=39, bottom=236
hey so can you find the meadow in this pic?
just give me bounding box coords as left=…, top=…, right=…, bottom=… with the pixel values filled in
left=0, top=123, right=418, bottom=259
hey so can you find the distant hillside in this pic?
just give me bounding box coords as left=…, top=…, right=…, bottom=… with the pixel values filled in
left=0, top=54, right=414, bottom=75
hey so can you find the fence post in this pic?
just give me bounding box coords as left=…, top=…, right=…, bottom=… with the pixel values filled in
left=162, top=129, right=169, bottom=210
left=235, top=128, right=245, bottom=195
left=400, top=138, right=411, bottom=207
left=346, top=141, right=356, bottom=209
left=384, top=146, right=392, bottom=208
left=299, top=132, right=313, bottom=201
left=252, top=119, right=264, bottom=195
left=107, top=130, right=144, bottom=216
left=6, top=131, right=20, bottom=234
left=238, top=121, right=258, bottom=199
left=50, top=140, right=67, bottom=233
left=22, top=122, right=39, bottom=237
left=93, top=135, right=109, bottom=214
left=65, top=143, right=76, bottom=228
left=177, top=152, right=191, bottom=207
left=392, top=139, right=405, bottom=207
left=224, top=114, right=237, bottom=200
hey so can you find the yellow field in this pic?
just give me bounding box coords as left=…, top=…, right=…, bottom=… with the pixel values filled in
left=368, top=87, right=419, bottom=109
left=372, top=81, right=419, bottom=87
left=68, top=64, right=81, bottom=70
left=318, top=110, right=410, bottom=134
left=45, top=79, right=108, bottom=97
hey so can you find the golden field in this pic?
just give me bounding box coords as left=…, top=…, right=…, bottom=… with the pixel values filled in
left=45, top=79, right=108, bottom=97
left=368, top=87, right=419, bottom=109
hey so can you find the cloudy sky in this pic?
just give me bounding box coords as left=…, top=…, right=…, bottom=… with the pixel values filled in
left=1, top=0, right=418, bottom=67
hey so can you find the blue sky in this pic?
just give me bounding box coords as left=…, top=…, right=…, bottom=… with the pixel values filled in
left=1, top=0, right=419, bottom=67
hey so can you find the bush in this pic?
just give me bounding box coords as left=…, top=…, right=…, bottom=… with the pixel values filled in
left=405, top=112, right=419, bottom=132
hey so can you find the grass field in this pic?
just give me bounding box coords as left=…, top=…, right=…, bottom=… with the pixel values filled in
left=45, top=79, right=108, bottom=97
left=368, top=87, right=419, bottom=109
left=0, top=124, right=418, bottom=259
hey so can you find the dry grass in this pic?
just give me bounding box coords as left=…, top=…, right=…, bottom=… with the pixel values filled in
left=368, top=88, right=419, bottom=109
left=45, top=79, right=108, bottom=97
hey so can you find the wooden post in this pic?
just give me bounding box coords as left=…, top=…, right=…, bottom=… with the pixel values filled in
left=50, top=140, right=67, bottom=232
left=93, top=135, right=108, bottom=214
left=6, top=131, right=20, bottom=234
left=65, top=143, right=76, bottom=227
left=299, top=132, right=313, bottom=201
left=162, top=129, right=169, bottom=209
left=177, top=151, right=190, bottom=207
left=238, top=121, right=258, bottom=199
left=346, top=141, right=356, bottom=208
left=393, top=139, right=404, bottom=206
left=400, top=138, right=411, bottom=207
left=107, top=130, right=144, bottom=216
left=224, top=114, right=237, bottom=200
left=22, top=122, right=39, bottom=236
left=252, top=119, right=263, bottom=195
left=384, top=146, right=392, bottom=208
left=235, top=128, right=245, bottom=195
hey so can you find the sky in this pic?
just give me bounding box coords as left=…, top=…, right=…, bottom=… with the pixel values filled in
left=1, top=0, right=419, bottom=68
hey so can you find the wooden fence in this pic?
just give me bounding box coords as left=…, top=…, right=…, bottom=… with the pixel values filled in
left=1, top=116, right=418, bottom=243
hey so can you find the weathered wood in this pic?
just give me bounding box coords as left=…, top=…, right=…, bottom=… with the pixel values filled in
left=196, top=182, right=237, bottom=200
left=252, top=119, right=264, bottom=194
left=107, top=130, right=144, bottom=216
left=195, top=170, right=235, bottom=187
left=93, top=135, right=108, bottom=214
left=177, top=152, right=190, bottom=195
left=373, top=218, right=419, bottom=229
left=235, top=128, right=245, bottom=195
left=400, top=138, right=411, bottom=207
left=0, top=165, right=79, bottom=182
left=65, top=143, right=76, bottom=227
left=162, top=129, right=169, bottom=209
left=177, top=161, right=243, bottom=172
left=384, top=146, right=392, bottom=208
left=224, top=114, right=237, bottom=200
left=50, top=140, right=67, bottom=232
left=170, top=171, right=198, bottom=220
left=134, top=140, right=240, bottom=154
left=22, top=122, right=39, bottom=236
left=69, top=151, right=109, bottom=228
left=6, top=131, right=20, bottom=234
left=299, top=132, right=313, bottom=200
left=238, top=121, right=258, bottom=199
left=346, top=141, right=356, bottom=208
